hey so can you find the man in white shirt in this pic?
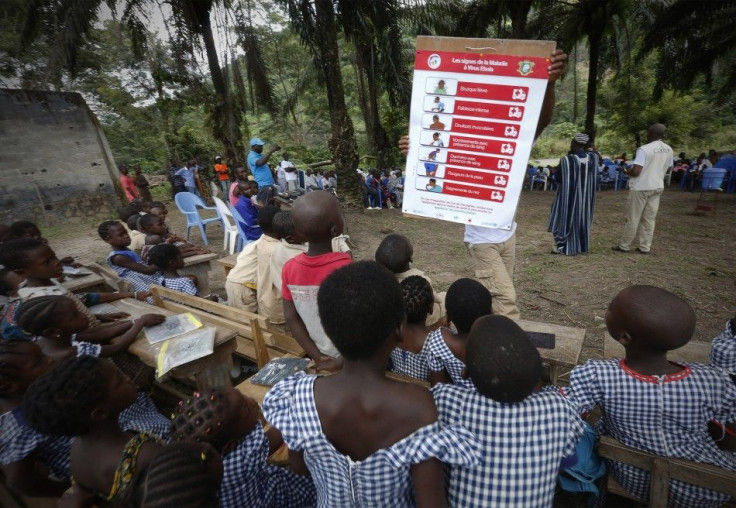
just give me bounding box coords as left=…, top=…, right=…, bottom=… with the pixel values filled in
left=278, top=153, right=297, bottom=193
left=612, top=123, right=673, bottom=254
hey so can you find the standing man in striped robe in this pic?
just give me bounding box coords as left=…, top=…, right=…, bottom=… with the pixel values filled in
left=548, top=133, right=598, bottom=255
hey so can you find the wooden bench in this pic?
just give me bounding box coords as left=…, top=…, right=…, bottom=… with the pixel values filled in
left=149, top=285, right=305, bottom=369
left=603, top=332, right=711, bottom=364
left=598, top=436, right=736, bottom=508
left=216, top=253, right=238, bottom=277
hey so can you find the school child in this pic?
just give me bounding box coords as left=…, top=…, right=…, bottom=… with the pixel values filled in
left=0, top=266, right=22, bottom=313
left=21, top=356, right=170, bottom=505
left=126, top=214, right=147, bottom=254
left=10, top=220, right=77, bottom=265
left=565, top=285, right=736, bottom=507
left=425, top=278, right=492, bottom=388
left=269, top=211, right=307, bottom=298
left=281, top=191, right=352, bottom=371
left=0, top=239, right=147, bottom=338
left=263, top=261, right=479, bottom=506
left=15, top=295, right=165, bottom=360
left=710, top=312, right=736, bottom=376
left=98, top=220, right=161, bottom=297
left=375, top=233, right=445, bottom=326
left=119, top=165, right=139, bottom=201
left=252, top=205, right=286, bottom=329
left=225, top=231, right=262, bottom=313
left=229, top=166, right=249, bottom=206
left=234, top=180, right=264, bottom=242
left=147, top=243, right=217, bottom=301
left=433, top=315, right=587, bottom=507
left=389, top=276, right=434, bottom=382
left=134, top=441, right=224, bottom=508
left=139, top=214, right=205, bottom=264
left=0, top=340, right=69, bottom=497
left=171, top=387, right=316, bottom=508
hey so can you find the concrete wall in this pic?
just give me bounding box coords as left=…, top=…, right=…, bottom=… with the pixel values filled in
left=0, top=89, right=123, bottom=226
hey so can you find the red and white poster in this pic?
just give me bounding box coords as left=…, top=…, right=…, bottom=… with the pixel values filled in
left=403, top=43, right=551, bottom=229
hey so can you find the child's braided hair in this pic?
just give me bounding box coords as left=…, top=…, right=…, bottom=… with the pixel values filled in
left=147, top=244, right=179, bottom=272
left=400, top=276, right=434, bottom=325
left=139, top=442, right=221, bottom=508
left=97, top=220, right=122, bottom=240
left=21, top=355, right=105, bottom=437
left=170, top=389, right=230, bottom=450
left=15, top=295, right=69, bottom=336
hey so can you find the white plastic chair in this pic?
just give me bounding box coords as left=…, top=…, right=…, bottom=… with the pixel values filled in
left=213, top=197, right=240, bottom=254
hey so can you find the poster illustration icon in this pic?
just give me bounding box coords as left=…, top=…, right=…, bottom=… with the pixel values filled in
left=427, top=53, right=442, bottom=69
left=517, top=60, right=535, bottom=76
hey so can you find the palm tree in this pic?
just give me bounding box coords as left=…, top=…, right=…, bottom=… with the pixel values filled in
left=277, top=0, right=361, bottom=205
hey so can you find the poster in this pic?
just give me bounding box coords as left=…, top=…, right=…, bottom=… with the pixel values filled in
left=403, top=37, right=554, bottom=229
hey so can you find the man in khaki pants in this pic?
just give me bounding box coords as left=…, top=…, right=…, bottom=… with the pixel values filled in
left=612, top=123, right=673, bottom=254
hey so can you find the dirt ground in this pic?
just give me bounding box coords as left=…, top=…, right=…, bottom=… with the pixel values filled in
left=47, top=186, right=736, bottom=367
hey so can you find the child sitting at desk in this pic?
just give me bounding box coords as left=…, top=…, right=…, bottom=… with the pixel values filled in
left=171, top=387, right=316, bottom=508
left=148, top=243, right=217, bottom=301
left=433, top=315, right=586, bottom=506
left=375, top=233, right=445, bottom=326
left=564, top=285, right=736, bottom=507
left=138, top=214, right=207, bottom=265
left=234, top=180, right=264, bottom=242
left=426, top=278, right=492, bottom=388
left=389, top=276, right=434, bottom=382
left=15, top=295, right=164, bottom=360
left=22, top=356, right=170, bottom=506
left=98, top=220, right=161, bottom=298
left=263, top=261, right=479, bottom=506
left=281, top=191, right=352, bottom=371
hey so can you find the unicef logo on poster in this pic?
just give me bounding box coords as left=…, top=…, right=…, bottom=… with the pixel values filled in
left=427, top=54, right=441, bottom=69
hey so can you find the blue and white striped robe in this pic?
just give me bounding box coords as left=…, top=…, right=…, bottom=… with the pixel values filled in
left=548, top=152, right=598, bottom=255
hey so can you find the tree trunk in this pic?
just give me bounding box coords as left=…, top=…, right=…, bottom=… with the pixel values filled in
left=191, top=1, right=244, bottom=164
left=314, top=0, right=361, bottom=206
left=355, top=40, right=391, bottom=168
left=572, top=43, right=578, bottom=123
left=585, top=33, right=600, bottom=138
left=509, top=1, right=533, bottom=38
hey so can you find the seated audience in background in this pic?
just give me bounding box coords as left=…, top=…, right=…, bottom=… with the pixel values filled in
left=171, top=387, right=316, bottom=508
left=132, top=441, right=224, bottom=508
left=281, top=191, right=352, bottom=371
left=234, top=181, right=264, bottom=242
left=22, top=356, right=170, bottom=506
left=147, top=244, right=217, bottom=301
left=263, top=261, right=480, bottom=506
left=389, top=276, right=434, bottom=382
left=426, top=278, right=492, bottom=388
left=15, top=295, right=163, bottom=360
left=433, top=315, right=586, bottom=506
left=564, top=285, right=736, bottom=507
left=375, top=233, right=445, bottom=326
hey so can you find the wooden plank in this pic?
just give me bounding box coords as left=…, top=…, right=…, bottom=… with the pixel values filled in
left=517, top=319, right=585, bottom=370
left=416, top=36, right=555, bottom=59
left=603, top=331, right=711, bottom=364
left=650, top=459, right=670, bottom=508
left=216, top=254, right=237, bottom=277
left=251, top=318, right=271, bottom=368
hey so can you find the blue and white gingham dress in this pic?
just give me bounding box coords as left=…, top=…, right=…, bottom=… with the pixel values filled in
left=106, top=250, right=159, bottom=299
left=432, top=383, right=585, bottom=507
left=0, top=408, right=71, bottom=480
left=263, top=372, right=480, bottom=507
left=72, top=338, right=102, bottom=357
left=118, top=392, right=171, bottom=442
left=425, top=328, right=475, bottom=389
left=389, top=340, right=430, bottom=382
left=220, top=421, right=316, bottom=508
left=565, top=359, right=736, bottom=507
left=710, top=319, right=736, bottom=375
left=158, top=275, right=199, bottom=296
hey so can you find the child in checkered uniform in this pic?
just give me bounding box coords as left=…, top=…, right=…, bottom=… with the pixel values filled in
left=171, top=387, right=316, bottom=508
left=147, top=243, right=218, bottom=301
left=433, top=315, right=586, bottom=507
left=264, top=261, right=480, bottom=507
left=389, top=275, right=434, bottom=382
left=426, top=278, right=492, bottom=388
left=710, top=312, right=736, bottom=377
left=565, top=285, right=736, bottom=507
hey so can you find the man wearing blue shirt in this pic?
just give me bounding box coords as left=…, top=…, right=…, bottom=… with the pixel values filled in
left=247, top=137, right=281, bottom=205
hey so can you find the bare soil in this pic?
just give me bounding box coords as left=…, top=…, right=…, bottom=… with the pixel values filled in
left=47, top=187, right=736, bottom=366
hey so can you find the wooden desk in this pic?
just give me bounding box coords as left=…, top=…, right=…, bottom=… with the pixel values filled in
left=217, top=254, right=238, bottom=277
left=603, top=332, right=711, bottom=364
left=60, top=272, right=108, bottom=293
left=180, top=252, right=219, bottom=295
left=517, top=319, right=585, bottom=384
left=90, top=299, right=237, bottom=389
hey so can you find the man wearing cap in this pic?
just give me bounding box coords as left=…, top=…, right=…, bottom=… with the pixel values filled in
left=213, top=156, right=230, bottom=197
left=548, top=133, right=598, bottom=255
left=248, top=137, right=281, bottom=205
left=612, top=123, right=673, bottom=254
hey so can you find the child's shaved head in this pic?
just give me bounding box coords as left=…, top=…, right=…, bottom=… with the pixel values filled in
left=606, top=285, right=695, bottom=351
left=291, top=191, right=343, bottom=242
left=467, top=315, right=541, bottom=402
left=375, top=234, right=413, bottom=273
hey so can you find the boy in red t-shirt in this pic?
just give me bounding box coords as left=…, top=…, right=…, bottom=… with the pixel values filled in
left=213, top=156, right=230, bottom=198
left=282, top=191, right=351, bottom=371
